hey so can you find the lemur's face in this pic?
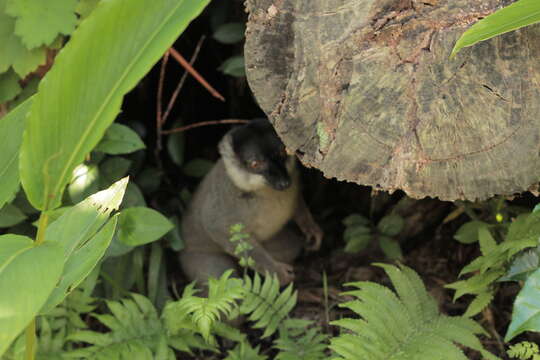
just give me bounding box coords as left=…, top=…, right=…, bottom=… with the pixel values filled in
left=231, top=119, right=294, bottom=191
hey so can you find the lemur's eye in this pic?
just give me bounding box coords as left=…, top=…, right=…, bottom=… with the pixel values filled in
left=249, top=160, right=261, bottom=169
left=279, top=148, right=288, bottom=158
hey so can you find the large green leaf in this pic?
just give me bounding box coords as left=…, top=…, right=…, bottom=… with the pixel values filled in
left=94, top=123, right=145, bottom=155
left=45, top=177, right=127, bottom=259
left=451, top=0, right=540, bottom=57
left=118, top=207, right=173, bottom=246
left=505, top=268, right=540, bottom=341
left=41, top=215, right=118, bottom=313
left=0, top=99, right=29, bottom=209
left=19, top=0, right=211, bottom=211
left=0, top=235, right=64, bottom=356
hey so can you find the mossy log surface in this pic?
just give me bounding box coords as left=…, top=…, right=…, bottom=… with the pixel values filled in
left=244, top=0, right=540, bottom=201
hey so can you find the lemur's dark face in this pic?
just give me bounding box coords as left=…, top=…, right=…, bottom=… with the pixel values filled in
left=231, top=119, right=293, bottom=191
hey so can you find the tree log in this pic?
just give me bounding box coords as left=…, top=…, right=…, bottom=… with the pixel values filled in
left=244, top=0, right=540, bottom=201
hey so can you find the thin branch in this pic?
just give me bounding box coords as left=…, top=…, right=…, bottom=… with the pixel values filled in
left=162, top=36, right=206, bottom=125
left=169, top=47, right=225, bottom=102
left=155, top=51, right=170, bottom=161
left=162, top=119, right=249, bottom=134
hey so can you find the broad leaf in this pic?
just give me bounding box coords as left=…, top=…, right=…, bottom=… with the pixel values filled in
left=0, top=203, right=27, bottom=228
left=166, top=120, right=185, bottom=166
left=505, top=268, right=540, bottom=341
left=0, top=0, right=46, bottom=77
left=0, top=99, right=28, bottom=209
left=118, top=207, right=173, bottom=246
left=379, top=236, right=403, bottom=260
left=219, top=56, right=245, bottom=77
left=68, top=163, right=100, bottom=204
left=183, top=159, right=214, bottom=178
left=500, top=247, right=540, bottom=282
left=213, top=22, right=245, bottom=44
left=19, top=0, right=211, bottom=210
left=41, top=215, right=118, bottom=313
left=377, top=214, right=404, bottom=236
left=0, top=235, right=64, bottom=355
left=95, top=123, right=145, bottom=155
left=100, top=157, right=132, bottom=186
left=5, top=0, right=78, bottom=49
left=452, top=0, right=540, bottom=57
left=45, top=177, right=128, bottom=259
left=0, top=69, right=21, bottom=103
left=454, top=221, right=489, bottom=244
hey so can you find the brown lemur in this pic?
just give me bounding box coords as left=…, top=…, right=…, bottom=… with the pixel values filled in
left=180, top=118, right=323, bottom=286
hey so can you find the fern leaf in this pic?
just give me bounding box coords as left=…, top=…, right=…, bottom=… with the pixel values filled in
left=163, top=270, right=244, bottom=343
left=464, top=290, right=495, bottom=317
left=66, top=293, right=173, bottom=359
left=240, top=272, right=298, bottom=338
left=338, top=282, right=409, bottom=347
left=275, top=319, right=328, bottom=360
left=508, top=341, right=540, bottom=359
left=224, top=341, right=268, bottom=360
left=330, top=263, right=500, bottom=360
left=376, top=263, right=438, bottom=327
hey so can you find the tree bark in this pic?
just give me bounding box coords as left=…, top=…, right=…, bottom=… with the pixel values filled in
left=245, top=0, right=540, bottom=201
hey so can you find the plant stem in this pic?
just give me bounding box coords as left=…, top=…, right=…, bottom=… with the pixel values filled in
left=25, top=212, right=50, bottom=358
left=25, top=319, right=36, bottom=360
left=35, top=212, right=49, bottom=245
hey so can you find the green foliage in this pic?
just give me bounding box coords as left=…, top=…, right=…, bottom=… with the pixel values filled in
left=5, top=288, right=96, bottom=359
left=230, top=223, right=255, bottom=268
left=5, top=0, right=78, bottom=49
left=447, top=210, right=540, bottom=316
left=68, top=293, right=176, bottom=359
left=166, top=120, right=185, bottom=166
left=502, top=245, right=540, bottom=281
left=275, top=319, right=328, bottom=360
left=508, top=342, right=540, bottom=360
left=117, top=206, right=174, bottom=246
left=183, top=158, right=214, bottom=178
left=0, top=69, right=21, bottom=103
left=505, top=267, right=540, bottom=341
left=0, top=99, right=27, bottom=209
left=0, top=0, right=46, bottom=78
left=0, top=203, right=27, bottom=227
left=0, top=236, right=64, bottom=355
left=342, top=213, right=403, bottom=259
left=219, top=55, right=246, bottom=77
left=454, top=220, right=490, bottom=244
left=19, top=0, right=211, bottom=211
left=376, top=214, right=404, bottom=237
left=94, top=123, right=146, bottom=155
left=330, top=263, right=498, bottom=360
left=164, top=270, right=244, bottom=342
left=452, top=0, right=540, bottom=57
left=241, top=272, right=297, bottom=338
left=342, top=214, right=371, bottom=253
left=213, top=22, right=246, bottom=44
left=225, top=342, right=267, bottom=360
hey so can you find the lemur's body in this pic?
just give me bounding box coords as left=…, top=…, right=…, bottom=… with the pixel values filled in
left=180, top=119, right=322, bottom=285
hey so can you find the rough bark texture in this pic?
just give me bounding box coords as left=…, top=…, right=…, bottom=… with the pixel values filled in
left=244, top=0, right=540, bottom=201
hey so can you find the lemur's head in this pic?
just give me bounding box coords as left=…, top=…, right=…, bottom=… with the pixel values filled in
left=219, top=118, right=296, bottom=192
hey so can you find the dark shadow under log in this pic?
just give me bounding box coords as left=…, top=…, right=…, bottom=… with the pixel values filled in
left=245, top=0, right=540, bottom=201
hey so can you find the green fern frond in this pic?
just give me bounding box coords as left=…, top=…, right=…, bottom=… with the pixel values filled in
left=330, top=263, right=500, bottom=360
left=240, top=272, right=297, bottom=338
left=224, top=341, right=268, bottom=360
left=66, top=293, right=175, bottom=359
left=508, top=341, right=540, bottom=360
left=447, top=211, right=540, bottom=317
left=163, top=270, right=244, bottom=343
left=275, top=319, right=328, bottom=360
